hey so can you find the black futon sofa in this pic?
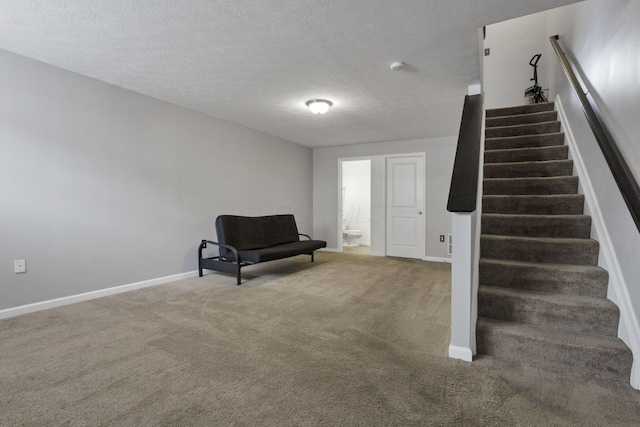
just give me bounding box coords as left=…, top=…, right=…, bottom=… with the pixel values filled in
left=198, top=214, right=327, bottom=285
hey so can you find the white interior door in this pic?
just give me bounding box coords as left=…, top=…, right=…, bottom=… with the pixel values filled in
left=386, top=155, right=425, bottom=259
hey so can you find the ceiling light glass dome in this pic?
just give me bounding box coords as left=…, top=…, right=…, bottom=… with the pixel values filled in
left=306, top=99, right=333, bottom=114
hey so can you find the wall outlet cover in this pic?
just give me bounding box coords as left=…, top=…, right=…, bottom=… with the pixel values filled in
left=15, top=259, right=26, bottom=274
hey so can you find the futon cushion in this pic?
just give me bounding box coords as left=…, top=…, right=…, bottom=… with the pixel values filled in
left=281, top=240, right=327, bottom=254
left=238, top=246, right=301, bottom=264
left=262, top=214, right=301, bottom=247
left=215, top=214, right=302, bottom=259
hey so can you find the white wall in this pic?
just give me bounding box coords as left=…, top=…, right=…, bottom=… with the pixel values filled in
left=313, top=136, right=457, bottom=259
left=545, top=0, right=640, bottom=387
left=0, top=49, right=313, bottom=310
left=483, top=11, right=551, bottom=109
left=342, top=160, right=371, bottom=245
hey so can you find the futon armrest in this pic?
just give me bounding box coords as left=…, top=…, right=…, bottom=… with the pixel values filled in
left=298, top=233, right=311, bottom=240
left=199, top=239, right=239, bottom=262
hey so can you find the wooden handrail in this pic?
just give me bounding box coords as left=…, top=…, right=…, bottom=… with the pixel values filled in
left=447, top=94, right=484, bottom=213
left=550, top=35, right=640, bottom=232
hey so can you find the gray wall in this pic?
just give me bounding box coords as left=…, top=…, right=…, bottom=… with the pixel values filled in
left=313, top=136, right=457, bottom=258
left=483, top=11, right=551, bottom=109
left=0, top=49, right=313, bottom=310
left=548, top=0, right=640, bottom=184
left=546, top=0, right=640, bottom=346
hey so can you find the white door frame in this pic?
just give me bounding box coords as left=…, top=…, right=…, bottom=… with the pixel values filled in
left=337, top=152, right=426, bottom=258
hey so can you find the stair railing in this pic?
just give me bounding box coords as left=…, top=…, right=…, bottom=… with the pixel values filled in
left=550, top=35, right=640, bottom=232
left=446, top=93, right=484, bottom=361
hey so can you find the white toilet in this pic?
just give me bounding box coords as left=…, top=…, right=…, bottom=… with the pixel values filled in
left=343, top=230, right=364, bottom=246
left=342, top=216, right=364, bottom=246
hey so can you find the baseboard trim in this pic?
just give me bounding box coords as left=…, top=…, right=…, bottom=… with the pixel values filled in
left=0, top=270, right=199, bottom=320
left=449, top=344, right=473, bottom=362
left=556, top=95, right=640, bottom=389
left=320, top=248, right=340, bottom=253
left=423, top=256, right=452, bottom=263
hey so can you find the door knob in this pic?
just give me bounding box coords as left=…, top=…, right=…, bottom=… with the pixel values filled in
left=418, top=211, right=423, bottom=215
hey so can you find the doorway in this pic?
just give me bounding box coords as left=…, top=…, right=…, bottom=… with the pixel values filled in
left=340, top=159, right=372, bottom=254
left=338, top=153, right=426, bottom=258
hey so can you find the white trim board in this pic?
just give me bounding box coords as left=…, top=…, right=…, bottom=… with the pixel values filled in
left=449, top=344, right=473, bottom=362
left=556, top=95, right=640, bottom=390
left=0, top=270, right=199, bottom=320
left=424, top=257, right=452, bottom=263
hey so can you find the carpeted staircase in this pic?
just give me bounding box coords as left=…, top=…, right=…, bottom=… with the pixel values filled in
left=477, top=102, right=633, bottom=381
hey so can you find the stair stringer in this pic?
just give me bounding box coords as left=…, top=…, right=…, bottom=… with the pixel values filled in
left=556, top=95, right=640, bottom=390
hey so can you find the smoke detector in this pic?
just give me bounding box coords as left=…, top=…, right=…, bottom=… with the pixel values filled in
left=390, top=61, right=404, bottom=71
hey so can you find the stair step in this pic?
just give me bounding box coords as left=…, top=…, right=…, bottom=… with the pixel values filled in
left=479, top=101, right=631, bottom=385
left=486, top=102, right=555, bottom=118
left=484, top=145, right=569, bottom=163
left=478, top=286, right=619, bottom=335
left=476, top=318, right=632, bottom=381
left=486, top=110, right=557, bottom=128
left=485, top=133, right=565, bottom=150
left=481, top=214, right=591, bottom=238
left=485, top=121, right=561, bottom=138
left=482, top=194, right=585, bottom=215
left=483, top=176, right=579, bottom=195
left=484, top=159, right=573, bottom=178
left=479, top=258, right=608, bottom=298
left=480, top=235, right=599, bottom=265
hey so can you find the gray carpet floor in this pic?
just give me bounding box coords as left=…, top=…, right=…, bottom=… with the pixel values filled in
left=1, top=252, right=638, bottom=426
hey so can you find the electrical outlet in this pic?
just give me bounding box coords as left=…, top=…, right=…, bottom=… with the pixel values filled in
left=439, top=235, right=445, bottom=242
left=15, top=259, right=26, bottom=274
left=484, top=48, right=490, bottom=56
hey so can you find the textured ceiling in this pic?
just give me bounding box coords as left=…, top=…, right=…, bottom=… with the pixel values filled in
left=0, top=0, right=582, bottom=147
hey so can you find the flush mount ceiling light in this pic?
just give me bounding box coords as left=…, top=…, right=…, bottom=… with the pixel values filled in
left=306, top=99, right=333, bottom=114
